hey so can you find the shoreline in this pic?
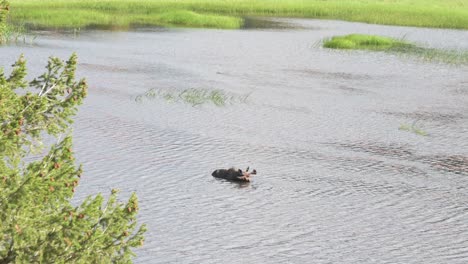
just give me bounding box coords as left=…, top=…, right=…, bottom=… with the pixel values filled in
left=8, top=0, right=468, bottom=30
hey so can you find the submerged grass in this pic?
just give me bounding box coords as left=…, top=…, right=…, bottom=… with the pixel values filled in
left=399, top=123, right=428, bottom=136
left=8, top=0, right=468, bottom=30
left=135, top=88, right=250, bottom=107
left=324, top=34, right=468, bottom=65
left=392, top=45, right=468, bottom=65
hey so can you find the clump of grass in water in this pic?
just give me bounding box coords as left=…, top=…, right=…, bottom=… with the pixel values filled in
left=178, top=89, right=227, bottom=106
left=0, top=23, right=33, bottom=44
left=391, top=44, right=468, bottom=65
left=324, top=34, right=411, bottom=51
left=135, top=88, right=250, bottom=107
left=399, top=120, right=428, bottom=136
left=323, top=34, right=468, bottom=65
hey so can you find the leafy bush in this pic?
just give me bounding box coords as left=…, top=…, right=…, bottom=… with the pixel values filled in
left=0, top=0, right=9, bottom=42
left=0, top=54, right=146, bottom=263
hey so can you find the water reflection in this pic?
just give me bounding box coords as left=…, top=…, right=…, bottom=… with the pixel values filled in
left=242, top=17, right=298, bottom=30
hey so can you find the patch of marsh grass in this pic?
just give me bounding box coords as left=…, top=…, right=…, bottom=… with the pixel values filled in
left=135, top=88, right=250, bottom=107
left=9, top=1, right=243, bottom=30
left=9, top=8, right=242, bottom=30
left=9, top=0, right=468, bottom=30
left=399, top=121, right=428, bottom=136
left=0, top=23, right=34, bottom=44
left=324, top=34, right=468, bottom=65
left=157, top=10, right=242, bottom=29
left=391, top=45, right=468, bottom=65
left=323, top=34, right=411, bottom=51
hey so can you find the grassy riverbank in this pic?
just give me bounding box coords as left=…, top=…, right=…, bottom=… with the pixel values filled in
left=8, top=0, right=468, bottom=30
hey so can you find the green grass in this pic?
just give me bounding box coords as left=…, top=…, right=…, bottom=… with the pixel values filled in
left=324, top=34, right=468, bottom=64
left=0, top=23, right=32, bottom=44
left=324, top=34, right=411, bottom=51
left=135, top=88, right=250, bottom=107
left=7, top=7, right=242, bottom=30
left=1, top=1, right=31, bottom=45
left=157, top=10, right=242, bottom=29
left=7, top=0, right=468, bottom=30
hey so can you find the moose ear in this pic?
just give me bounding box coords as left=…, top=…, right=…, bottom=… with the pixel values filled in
left=246, top=166, right=249, bottom=172
left=238, top=169, right=242, bottom=174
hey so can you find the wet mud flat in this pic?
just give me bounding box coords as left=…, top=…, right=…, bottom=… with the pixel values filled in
left=1, top=18, right=467, bottom=263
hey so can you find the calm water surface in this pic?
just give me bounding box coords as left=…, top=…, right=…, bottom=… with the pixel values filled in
left=1, top=19, right=468, bottom=263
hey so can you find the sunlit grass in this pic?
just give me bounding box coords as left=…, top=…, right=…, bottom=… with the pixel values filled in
left=156, top=10, right=242, bottom=29
left=8, top=0, right=468, bottom=30
left=8, top=8, right=242, bottom=30
left=0, top=23, right=33, bottom=44
left=324, top=34, right=468, bottom=65
left=324, top=34, right=411, bottom=51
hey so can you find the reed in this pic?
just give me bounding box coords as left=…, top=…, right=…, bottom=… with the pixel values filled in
left=0, top=23, right=30, bottom=44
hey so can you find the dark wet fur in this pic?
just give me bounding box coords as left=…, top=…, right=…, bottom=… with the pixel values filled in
left=212, top=167, right=257, bottom=182
left=212, top=168, right=244, bottom=181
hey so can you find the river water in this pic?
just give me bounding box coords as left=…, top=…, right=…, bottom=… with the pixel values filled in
left=1, top=18, right=468, bottom=263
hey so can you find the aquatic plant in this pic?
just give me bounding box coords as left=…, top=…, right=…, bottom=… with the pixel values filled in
left=399, top=121, right=428, bottom=136
left=391, top=45, right=468, bottom=65
left=8, top=0, right=468, bottom=30
left=324, top=34, right=468, bottom=65
left=135, top=88, right=250, bottom=107
left=323, top=34, right=411, bottom=51
left=0, top=23, right=34, bottom=44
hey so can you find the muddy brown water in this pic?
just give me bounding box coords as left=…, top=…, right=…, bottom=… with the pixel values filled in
left=1, top=18, right=468, bottom=263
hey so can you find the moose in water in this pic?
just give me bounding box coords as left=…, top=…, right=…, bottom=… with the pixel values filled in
left=211, top=166, right=257, bottom=182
